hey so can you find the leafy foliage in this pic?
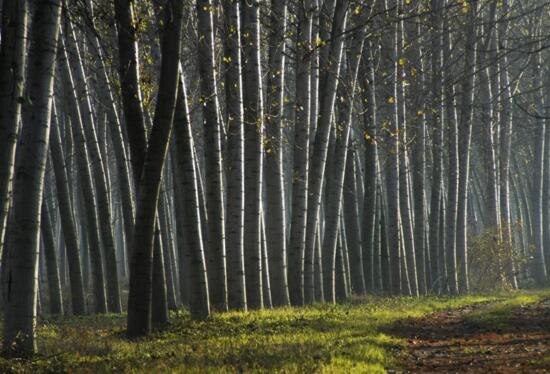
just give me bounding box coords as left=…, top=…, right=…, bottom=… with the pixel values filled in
left=468, top=224, right=529, bottom=293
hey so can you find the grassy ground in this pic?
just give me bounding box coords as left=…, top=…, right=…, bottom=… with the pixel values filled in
left=0, top=291, right=547, bottom=373
left=464, top=290, right=550, bottom=329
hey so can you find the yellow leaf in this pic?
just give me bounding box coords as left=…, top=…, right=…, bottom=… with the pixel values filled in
left=387, top=96, right=396, bottom=104
left=398, top=57, right=406, bottom=66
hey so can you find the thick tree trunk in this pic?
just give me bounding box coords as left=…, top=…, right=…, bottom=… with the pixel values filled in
left=2, top=0, right=61, bottom=357
left=0, top=0, right=28, bottom=258
left=126, top=0, right=183, bottom=337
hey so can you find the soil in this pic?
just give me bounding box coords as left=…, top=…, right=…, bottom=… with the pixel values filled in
left=385, top=299, right=550, bottom=373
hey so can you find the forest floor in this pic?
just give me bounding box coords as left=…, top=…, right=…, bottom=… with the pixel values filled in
left=386, top=290, right=550, bottom=373
left=0, top=290, right=548, bottom=373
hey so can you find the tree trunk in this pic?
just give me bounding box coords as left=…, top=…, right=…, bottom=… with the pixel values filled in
left=222, top=0, right=247, bottom=311
left=0, top=0, right=28, bottom=258
left=428, top=0, right=443, bottom=293
left=361, top=43, right=378, bottom=294
left=2, top=0, right=61, bottom=357
left=456, top=2, right=477, bottom=293
left=63, top=19, right=121, bottom=312
left=173, top=66, right=211, bottom=319
left=41, top=193, right=64, bottom=315
left=196, top=0, right=228, bottom=311
left=264, top=0, right=290, bottom=307
left=304, top=0, right=348, bottom=303
left=126, top=0, right=183, bottom=337
left=59, top=37, right=108, bottom=314
left=242, top=0, right=265, bottom=309
left=288, top=0, right=315, bottom=306
left=50, top=104, right=86, bottom=315
left=344, top=147, right=366, bottom=295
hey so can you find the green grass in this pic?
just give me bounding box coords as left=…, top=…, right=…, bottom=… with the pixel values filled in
left=1, top=291, right=547, bottom=373
left=464, top=289, right=550, bottom=330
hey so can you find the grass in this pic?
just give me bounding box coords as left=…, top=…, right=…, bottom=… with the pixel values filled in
left=0, top=290, right=547, bottom=373
left=464, top=289, right=550, bottom=330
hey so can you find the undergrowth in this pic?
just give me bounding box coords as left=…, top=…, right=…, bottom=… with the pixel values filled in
left=464, top=289, right=550, bottom=330
left=0, top=290, right=547, bottom=373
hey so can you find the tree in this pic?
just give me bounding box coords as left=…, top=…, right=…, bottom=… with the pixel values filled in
left=0, top=0, right=28, bottom=258
left=2, top=0, right=62, bottom=357
left=126, top=0, right=184, bottom=337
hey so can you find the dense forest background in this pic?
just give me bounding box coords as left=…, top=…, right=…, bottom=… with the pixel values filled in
left=1, top=0, right=550, bottom=361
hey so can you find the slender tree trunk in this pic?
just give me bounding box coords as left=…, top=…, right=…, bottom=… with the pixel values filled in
left=497, top=0, right=518, bottom=289
left=196, top=0, right=228, bottom=311
left=41, top=193, right=64, bottom=315
left=63, top=19, right=121, bottom=312
left=530, top=50, right=548, bottom=285
left=397, top=12, right=418, bottom=297
left=304, top=0, right=348, bottom=303
left=59, top=39, right=108, bottom=314
left=152, top=226, right=169, bottom=328
left=428, top=0, right=443, bottom=293
left=50, top=105, right=86, bottom=315
left=288, top=0, right=315, bottom=306
left=361, top=43, right=378, bottom=294
left=264, top=0, right=290, bottom=307
left=222, top=0, right=247, bottom=311
left=242, top=0, right=265, bottom=309
left=344, top=147, right=366, bottom=295
left=174, top=66, right=211, bottom=319
left=456, top=3, right=477, bottom=293
left=384, top=0, right=401, bottom=295
left=408, top=3, right=427, bottom=295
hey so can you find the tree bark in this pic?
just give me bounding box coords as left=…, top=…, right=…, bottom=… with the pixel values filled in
left=222, top=0, right=247, bottom=311
left=126, top=0, right=183, bottom=337
left=0, top=0, right=28, bottom=258
left=197, top=0, right=228, bottom=311
left=2, top=0, right=61, bottom=357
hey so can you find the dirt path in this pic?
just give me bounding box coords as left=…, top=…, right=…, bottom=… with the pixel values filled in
left=385, top=298, right=550, bottom=373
